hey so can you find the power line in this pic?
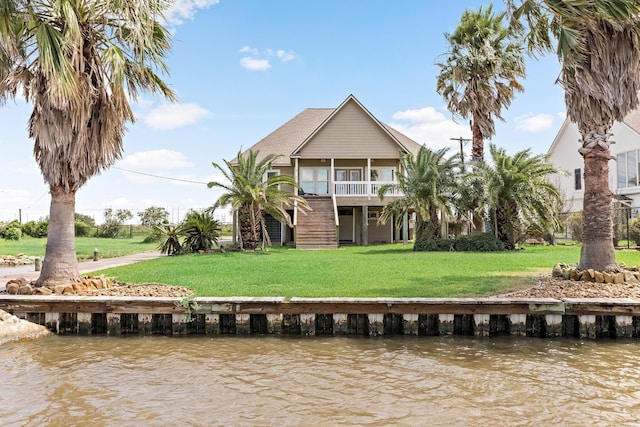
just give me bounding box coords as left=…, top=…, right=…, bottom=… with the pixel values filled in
left=113, top=166, right=209, bottom=185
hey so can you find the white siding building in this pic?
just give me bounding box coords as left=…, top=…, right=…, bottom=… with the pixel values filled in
left=547, top=111, right=640, bottom=217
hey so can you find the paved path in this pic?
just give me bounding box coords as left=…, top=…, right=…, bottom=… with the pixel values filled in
left=0, top=250, right=163, bottom=285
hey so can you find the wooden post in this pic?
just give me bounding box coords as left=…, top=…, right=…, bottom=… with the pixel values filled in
left=236, top=314, right=250, bottom=335
left=205, top=314, right=220, bottom=335
left=615, top=315, right=634, bottom=338
left=77, top=312, right=92, bottom=335
left=139, top=314, right=153, bottom=335
left=172, top=313, right=188, bottom=335
left=402, top=313, right=419, bottom=335
left=473, top=314, right=490, bottom=337
left=509, top=314, right=527, bottom=336
left=368, top=313, right=384, bottom=336
left=107, top=313, right=121, bottom=335
left=333, top=313, right=348, bottom=335
left=45, top=312, right=59, bottom=333
left=438, top=314, right=455, bottom=335
left=300, top=313, right=316, bottom=336
left=579, top=315, right=597, bottom=339
left=545, top=314, right=563, bottom=337
left=266, top=314, right=282, bottom=334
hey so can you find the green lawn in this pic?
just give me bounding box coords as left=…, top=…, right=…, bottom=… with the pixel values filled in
left=0, top=236, right=158, bottom=260
left=92, top=244, right=640, bottom=298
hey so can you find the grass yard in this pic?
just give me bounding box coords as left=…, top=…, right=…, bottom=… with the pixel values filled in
left=0, top=236, right=158, bottom=260
left=92, top=244, right=640, bottom=298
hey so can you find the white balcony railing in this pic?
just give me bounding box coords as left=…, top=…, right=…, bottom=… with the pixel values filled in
left=333, top=181, right=402, bottom=197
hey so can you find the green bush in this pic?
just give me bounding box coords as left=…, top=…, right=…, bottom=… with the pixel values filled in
left=75, top=221, right=94, bottom=237
left=413, top=238, right=454, bottom=252
left=453, top=233, right=505, bottom=252
left=4, top=227, right=22, bottom=241
left=629, top=218, right=640, bottom=246
left=22, top=219, right=48, bottom=238
left=414, top=233, right=504, bottom=252
left=565, top=212, right=583, bottom=242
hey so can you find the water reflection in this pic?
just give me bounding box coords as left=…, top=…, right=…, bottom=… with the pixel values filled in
left=1, top=336, right=639, bottom=425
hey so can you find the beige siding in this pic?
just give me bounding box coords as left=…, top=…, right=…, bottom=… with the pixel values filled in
left=299, top=100, right=401, bottom=159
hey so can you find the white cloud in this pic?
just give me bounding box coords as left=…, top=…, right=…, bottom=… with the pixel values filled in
left=239, top=46, right=295, bottom=70
left=389, top=106, right=471, bottom=151
left=240, top=45, right=258, bottom=55
left=277, top=50, right=295, bottom=62
left=514, top=113, right=555, bottom=133
left=119, top=149, right=194, bottom=171
left=240, top=57, right=271, bottom=71
left=142, top=102, right=211, bottom=131
left=164, top=0, right=220, bottom=26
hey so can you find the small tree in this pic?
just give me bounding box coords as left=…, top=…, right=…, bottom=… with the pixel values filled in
left=138, top=206, right=170, bottom=227
left=98, top=208, right=133, bottom=238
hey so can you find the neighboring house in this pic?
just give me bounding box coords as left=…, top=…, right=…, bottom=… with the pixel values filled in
left=233, top=94, right=423, bottom=249
left=547, top=110, right=640, bottom=221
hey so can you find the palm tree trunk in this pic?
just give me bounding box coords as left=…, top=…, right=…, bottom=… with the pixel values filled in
left=238, top=203, right=261, bottom=250
left=578, top=139, right=617, bottom=271
left=471, top=117, right=484, bottom=162
left=36, top=186, right=81, bottom=287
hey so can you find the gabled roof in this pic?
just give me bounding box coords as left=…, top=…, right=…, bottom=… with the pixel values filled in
left=548, top=108, right=640, bottom=156
left=237, top=95, right=423, bottom=166
left=623, top=108, right=640, bottom=134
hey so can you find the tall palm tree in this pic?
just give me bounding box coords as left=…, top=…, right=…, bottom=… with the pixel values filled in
left=0, top=1, right=175, bottom=286
left=437, top=4, right=526, bottom=162
left=377, top=146, right=459, bottom=242
left=208, top=150, right=309, bottom=251
left=472, top=144, right=563, bottom=250
left=508, top=0, right=640, bottom=271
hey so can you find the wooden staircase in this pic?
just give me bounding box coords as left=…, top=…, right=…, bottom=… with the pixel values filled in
left=296, top=196, right=338, bottom=249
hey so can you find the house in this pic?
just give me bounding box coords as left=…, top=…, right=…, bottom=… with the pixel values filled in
left=547, top=109, right=640, bottom=222
left=233, top=94, right=424, bottom=249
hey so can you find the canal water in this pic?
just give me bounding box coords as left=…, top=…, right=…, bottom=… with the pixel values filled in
left=1, top=335, right=639, bottom=425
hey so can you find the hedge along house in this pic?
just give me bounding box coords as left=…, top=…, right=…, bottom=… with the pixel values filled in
left=547, top=109, right=640, bottom=237
left=232, top=94, right=424, bottom=249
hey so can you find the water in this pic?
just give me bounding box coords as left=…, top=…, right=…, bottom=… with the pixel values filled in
left=1, top=335, right=639, bottom=426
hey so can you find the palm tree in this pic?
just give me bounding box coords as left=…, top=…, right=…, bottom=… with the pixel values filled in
left=377, top=146, right=459, bottom=243
left=507, top=0, right=640, bottom=271
left=181, top=210, right=221, bottom=253
left=155, top=224, right=183, bottom=256
left=437, top=4, right=525, bottom=162
left=0, top=1, right=175, bottom=286
left=472, top=144, right=563, bottom=250
left=208, top=150, right=309, bottom=251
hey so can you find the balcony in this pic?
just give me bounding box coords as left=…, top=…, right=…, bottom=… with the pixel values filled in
left=333, top=181, right=402, bottom=197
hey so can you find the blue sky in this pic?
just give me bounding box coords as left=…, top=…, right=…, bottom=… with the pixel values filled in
left=0, top=0, right=565, bottom=223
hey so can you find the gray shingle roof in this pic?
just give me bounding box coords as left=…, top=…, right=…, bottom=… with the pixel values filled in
left=235, top=98, right=423, bottom=166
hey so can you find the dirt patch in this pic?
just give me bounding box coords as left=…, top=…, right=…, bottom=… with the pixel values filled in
left=496, top=273, right=640, bottom=299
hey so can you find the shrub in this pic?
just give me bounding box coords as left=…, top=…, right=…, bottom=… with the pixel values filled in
left=453, top=233, right=505, bottom=252
left=414, top=233, right=504, bottom=252
left=565, top=212, right=583, bottom=242
left=4, top=227, right=22, bottom=241
left=413, top=238, right=454, bottom=252
left=75, top=221, right=93, bottom=237
left=181, top=211, right=221, bottom=253
left=629, top=218, right=640, bottom=246
left=22, top=218, right=48, bottom=238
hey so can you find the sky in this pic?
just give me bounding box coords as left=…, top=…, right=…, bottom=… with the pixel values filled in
left=0, top=0, right=566, bottom=224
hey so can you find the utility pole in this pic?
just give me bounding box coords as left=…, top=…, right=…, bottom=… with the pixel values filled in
left=450, top=137, right=471, bottom=164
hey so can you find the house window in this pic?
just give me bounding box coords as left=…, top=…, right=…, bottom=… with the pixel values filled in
left=574, top=168, right=582, bottom=190
left=300, top=168, right=329, bottom=195
left=371, top=167, right=395, bottom=182
left=617, top=150, right=640, bottom=189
